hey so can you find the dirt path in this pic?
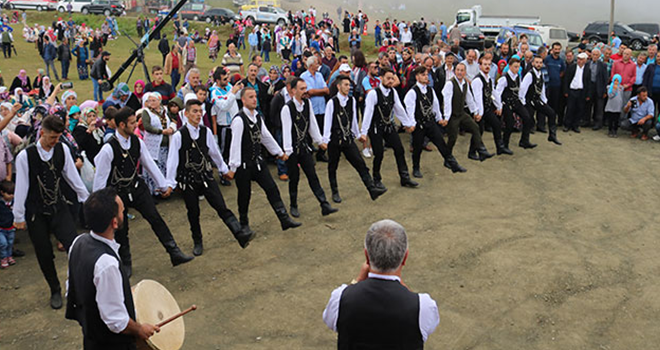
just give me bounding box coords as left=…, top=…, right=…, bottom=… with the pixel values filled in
left=2, top=130, right=660, bottom=349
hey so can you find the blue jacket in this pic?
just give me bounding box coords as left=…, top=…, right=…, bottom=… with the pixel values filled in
left=43, top=43, right=57, bottom=61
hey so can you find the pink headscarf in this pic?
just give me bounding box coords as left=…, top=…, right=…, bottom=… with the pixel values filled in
left=134, top=80, right=146, bottom=100
left=18, top=70, right=28, bottom=86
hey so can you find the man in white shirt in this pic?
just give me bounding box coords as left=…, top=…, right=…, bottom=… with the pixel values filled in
left=281, top=77, right=338, bottom=218
left=13, top=115, right=89, bottom=309
left=225, top=87, right=301, bottom=234
left=400, top=25, right=413, bottom=44
left=562, top=52, right=591, bottom=133
left=494, top=57, right=537, bottom=150
left=519, top=55, right=562, bottom=145
left=323, top=219, right=440, bottom=348
left=66, top=188, right=159, bottom=349
left=166, top=99, right=255, bottom=256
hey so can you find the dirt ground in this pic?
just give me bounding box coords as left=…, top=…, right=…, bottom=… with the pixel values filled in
left=2, top=129, right=660, bottom=350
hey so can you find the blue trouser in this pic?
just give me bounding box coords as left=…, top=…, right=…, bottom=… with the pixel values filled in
left=45, top=59, right=59, bottom=80
left=261, top=49, right=270, bottom=62
left=654, top=121, right=660, bottom=135
left=61, top=59, right=70, bottom=80
left=0, top=228, right=15, bottom=259
left=91, top=78, right=103, bottom=101
left=171, top=70, right=181, bottom=89
left=375, top=34, right=382, bottom=47
left=274, top=129, right=288, bottom=176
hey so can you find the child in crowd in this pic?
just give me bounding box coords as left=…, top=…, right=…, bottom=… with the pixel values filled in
left=605, top=74, right=624, bottom=138
left=102, top=106, right=117, bottom=142
left=0, top=180, right=15, bottom=269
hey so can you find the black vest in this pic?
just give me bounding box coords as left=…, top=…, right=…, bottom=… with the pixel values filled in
left=106, top=135, right=142, bottom=197
left=370, top=88, right=396, bottom=134
left=331, top=95, right=354, bottom=144
left=502, top=72, right=522, bottom=108
left=25, top=143, right=65, bottom=216
left=176, top=125, right=213, bottom=188
left=450, top=78, right=468, bottom=118
left=525, top=70, right=545, bottom=105
left=287, top=99, right=313, bottom=154
left=412, top=85, right=435, bottom=128
left=235, top=110, right=263, bottom=166
left=65, top=233, right=136, bottom=346
left=337, top=278, right=423, bottom=350
left=476, top=73, right=494, bottom=111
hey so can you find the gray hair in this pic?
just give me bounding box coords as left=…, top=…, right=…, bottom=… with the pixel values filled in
left=306, top=56, right=317, bottom=67
left=364, top=220, right=408, bottom=273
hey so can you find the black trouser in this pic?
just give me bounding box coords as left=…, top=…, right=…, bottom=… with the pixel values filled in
left=327, top=139, right=373, bottom=192
left=411, top=122, right=452, bottom=170
left=526, top=101, right=557, bottom=130
left=2, top=43, right=11, bottom=58
left=315, top=114, right=326, bottom=157
left=605, top=111, right=619, bottom=132
left=235, top=161, right=285, bottom=225
left=565, top=89, right=586, bottom=129
left=26, top=203, right=77, bottom=293
left=115, top=181, right=177, bottom=267
left=369, top=127, right=409, bottom=182
left=286, top=151, right=327, bottom=207
left=585, top=88, right=605, bottom=127
left=479, top=108, right=502, bottom=148
left=446, top=112, right=483, bottom=153
left=217, top=125, right=232, bottom=163
left=503, top=101, right=533, bottom=144
left=181, top=180, right=235, bottom=242
left=83, top=338, right=135, bottom=350
left=620, top=118, right=653, bottom=135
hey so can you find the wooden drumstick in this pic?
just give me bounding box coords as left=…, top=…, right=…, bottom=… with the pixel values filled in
left=156, top=305, right=197, bottom=328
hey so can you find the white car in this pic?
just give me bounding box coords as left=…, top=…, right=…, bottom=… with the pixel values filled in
left=57, top=0, right=92, bottom=13
left=5, top=0, right=56, bottom=11
left=240, top=6, right=288, bottom=25
left=520, top=24, right=569, bottom=50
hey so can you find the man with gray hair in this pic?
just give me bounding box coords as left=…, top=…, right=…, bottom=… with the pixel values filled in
left=323, top=219, right=439, bottom=348
left=301, top=55, right=330, bottom=162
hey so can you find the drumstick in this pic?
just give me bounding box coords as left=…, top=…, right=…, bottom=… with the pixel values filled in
left=156, top=305, right=197, bottom=328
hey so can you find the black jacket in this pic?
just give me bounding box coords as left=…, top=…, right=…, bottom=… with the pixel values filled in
left=563, top=63, right=592, bottom=98
left=642, top=63, right=660, bottom=93
left=158, top=38, right=170, bottom=56
left=90, top=57, right=108, bottom=80
left=269, top=89, right=287, bottom=131
left=586, top=60, right=609, bottom=97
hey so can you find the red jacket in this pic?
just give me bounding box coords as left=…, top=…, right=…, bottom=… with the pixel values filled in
left=611, top=59, right=636, bottom=91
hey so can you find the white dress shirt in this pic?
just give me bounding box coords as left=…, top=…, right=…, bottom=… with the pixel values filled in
left=404, top=83, right=444, bottom=124
left=569, top=64, right=585, bottom=90
left=493, top=70, right=521, bottom=111
left=470, top=70, right=493, bottom=116
left=442, top=77, right=478, bottom=118
left=229, top=107, right=283, bottom=172
left=281, top=97, right=323, bottom=156
left=67, top=232, right=129, bottom=334
left=93, top=132, right=168, bottom=192
left=322, top=273, right=440, bottom=342
left=519, top=68, right=548, bottom=105
left=165, top=122, right=229, bottom=189
left=322, top=93, right=360, bottom=145
left=400, top=29, right=413, bottom=44
left=360, top=85, right=414, bottom=138
left=13, top=141, right=89, bottom=223
left=461, top=59, right=480, bottom=81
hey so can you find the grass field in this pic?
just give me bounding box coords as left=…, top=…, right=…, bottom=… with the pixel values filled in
left=0, top=9, right=381, bottom=103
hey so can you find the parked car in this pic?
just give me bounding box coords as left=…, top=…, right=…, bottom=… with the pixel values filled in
left=495, top=26, right=544, bottom=53
left=201, top=8, right=239, bottom=24
left=5, top=0, right=56, bottom=11
left=57, top=0, right=91, bottom=12
left=240, top=6, right=287, bottom=25
left=459, top=25, right=485, bottom=50
left=179, top=2, right=207, bottom=21
left=80, top=0, right=123, bottom=15
left=629, top=23, right=660, bottom=42
left=517, top=24, right=568, bottom=50
left=582, top=21, right=651, bottom=50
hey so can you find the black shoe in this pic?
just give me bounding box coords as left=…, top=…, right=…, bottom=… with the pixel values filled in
left=476, top=147, right=494, bottom=161
left=497, top=146, right=514, bottom=155
left=332, top=191, right=342, bottom=203
left=12, top=248, right=25, bottom=257
left=519, top=141, right=538, bottom=149
left=316, top=153, right=329, bottom=162
left=400, top=177, right=419, bottom=188
left=412, top=169, right=423, bottom=178
left=562, top=127, right=570, bottom=132
left=280, top=216, right=302, bottom=230
left=572, top=127, right=581, bottom=133
left=192, top=240, right=203, bottom=256
left=321, top=202, right=339, bottom=216
left=169, top=247, right=194, bottom=266
left=236, top=226, right=257, bottom=248
left=548, top=135, right=562, bottom=145
left=374, top=180, right=387, bottom=191
left=50, top=290, right=63, bottom=310
left=369, top=186, right=387, bottom=200
left=220, top=177, right=231, bottom=186
left=592, top=125, right=602, bottom=131
left=444, top=158, right=467, bottom=173
left=467, top=152, right=480, bottom=161
left=536, top=126, right=548, bottom=133
left=290, top=206, right=300, bottom=218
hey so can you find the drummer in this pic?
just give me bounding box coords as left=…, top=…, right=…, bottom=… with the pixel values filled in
left=66, top=187, right=160, bottom=350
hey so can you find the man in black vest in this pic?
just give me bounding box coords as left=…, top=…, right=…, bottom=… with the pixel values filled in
left=404, top=66, right=466, bottom=178
left=225, top=87, right=301, bottom=234
left=13, top=114, right=89, bottom=309
left=520, top=55, right=563, bottom=146
left=166, top=99, right=256, bottom=256
left=442, top=62, right=494, bottom=161
left=93, top=107, right=193, bottom=278
left=360, top=68, right=418, bottom=190
left=323, top=219, right=440, bottom=349
left=494, top=58, right=537, bottom=150
left=66, top=188, right=159, bottom=350
left=322, top=75, right=387, bottom=203
left=470, top=55, right=512, bottom=155
left=281, top=77, right=338, bottom=218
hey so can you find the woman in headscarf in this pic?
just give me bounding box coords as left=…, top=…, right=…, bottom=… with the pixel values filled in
left=208, top=30, right=219, bottom=62
left=33, top=68, right=45, bottom=91
left=134, top=79, right=146, bottom=101
left=281, top=65, right=292, bottom=79
left=71, top=39, right=90, bottom=80
left=141, top=92, right=175, bottom=196
left=62, top=89, right=78, bottom=112
left=72, top=106, right=104, bottom=164
left=264, top=65, right=285, bottom=93
left=9, top=70, right=32, bottom=93
left=11, top=88, right=34, bottom=113
left=38, top=76, right=53, bottom=100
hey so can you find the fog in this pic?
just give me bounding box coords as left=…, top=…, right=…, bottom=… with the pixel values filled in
left=298, top=0, right=660, bottom=32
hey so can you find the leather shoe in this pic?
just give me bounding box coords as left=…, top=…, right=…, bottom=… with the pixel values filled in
left=497, top=146, right=514, bottom=155
left=236, top=227, right=257, bottom=248
left=572, top=127, right=581, bottom=133
left=536, top=126, right=548, bottom=133
left=444, top=159, right=467, bottom=173
left=369, top=186, right=387, bottom=200
left=374, top=180, right=387, bottom=191
left=280, top=216, right=302, bottom=230
left=169, top=248, right=194, bottom=266
left=400, top=177, right=419, bottom=188
left=290, top=206, right=300, bottom=218
left=412, top=169, right=423, bottom=178
left=467, top=152, right=480, bottom=161
left=519, top=141, right=538, bottom=149
left=50, top=290, right=63, bottom=310
left=321, top=202, right=339, bottom=216
left=477, top=147, right=494, bottom=161
left=562, top=127, right=570, bottom=132
left=192, top=240, right=203, bottom=256
left=220, top=177, right=231, bottom=186
left=316, top=153, right=329, bottom=162
left=332, top=191, right=342, bottom=203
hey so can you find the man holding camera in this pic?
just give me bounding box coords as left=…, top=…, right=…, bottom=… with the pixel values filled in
left=621, top=86, right=655, bottom=140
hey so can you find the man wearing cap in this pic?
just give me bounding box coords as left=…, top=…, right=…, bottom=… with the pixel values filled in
left=563, top=52, right=591, bottom=133
left=91, top=51, right=111, bottom=102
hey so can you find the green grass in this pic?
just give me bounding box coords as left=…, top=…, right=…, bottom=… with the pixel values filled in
left=1, top=10, right=379, bottom=104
